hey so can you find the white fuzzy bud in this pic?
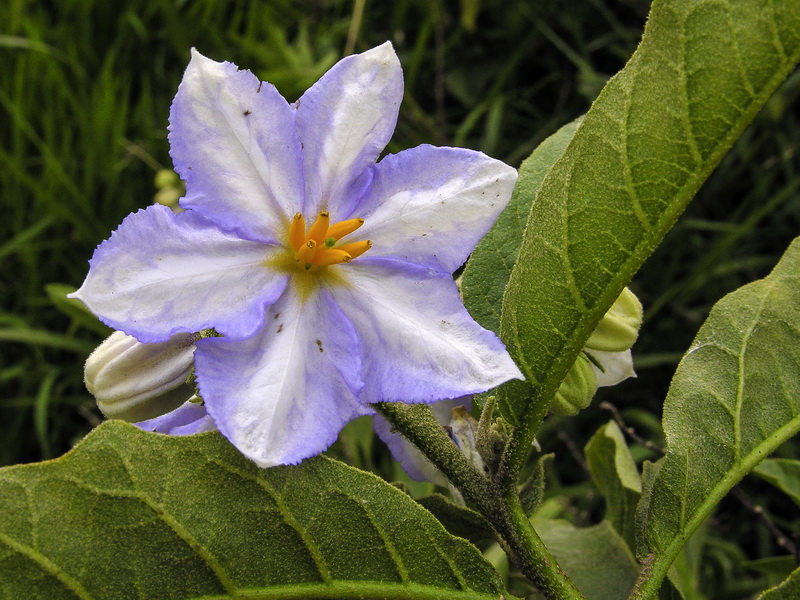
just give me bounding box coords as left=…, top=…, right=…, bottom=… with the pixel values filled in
left=85, top=331, right=196, bottom=422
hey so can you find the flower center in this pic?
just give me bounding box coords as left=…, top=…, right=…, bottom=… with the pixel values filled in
left=287, top=211, right=372, bottom=270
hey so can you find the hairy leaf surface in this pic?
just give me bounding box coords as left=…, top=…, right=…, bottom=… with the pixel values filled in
left=534, top=519, right=639, bottom=600
left=759, top=566, right=800, bottom=600
left=634, top=237, right=800, bottom=597
left=0, top=422, right=507, bottom=600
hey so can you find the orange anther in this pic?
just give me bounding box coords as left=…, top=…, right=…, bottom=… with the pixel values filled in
left=307, top=211, right=330, bottom=246
left=314, top=248, right=352, bottom=267
left=336, top=240, right=372, bottom=259
left=326, top=218, right=364, bottom=241
left=288, top=213, right=306, bottom=252
left=296, top=239, right=317, bottom=265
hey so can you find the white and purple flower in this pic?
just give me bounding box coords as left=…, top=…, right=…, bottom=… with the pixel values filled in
left=71, top=43, right=522, bottom=467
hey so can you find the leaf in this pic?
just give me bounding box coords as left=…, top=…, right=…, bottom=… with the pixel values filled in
left=759, top=566, right=800, bottom=600
left=633, top=237, right=800, bottom=598
left=747, top=556, right=798, bottom=588
left=461, top=116, right=582, bottom=335
left=519, top=453, right=554, bottom=515
left=500, top=0, right=800, bottom=423
left=416, top=493, right=496, bottom=544
left=533, top=519, right=639, bottom=600
left=0, top=422, right=508, bottom=600
left=753, top=458, right=800, bottom=506
left=585, top=421, right=642, bottom=550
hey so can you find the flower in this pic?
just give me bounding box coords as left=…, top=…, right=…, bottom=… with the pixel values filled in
left=71, top=43, right=522, bottom=468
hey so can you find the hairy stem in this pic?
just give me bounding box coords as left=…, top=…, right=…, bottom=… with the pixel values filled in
left=373, top=402, right=584, bottom=600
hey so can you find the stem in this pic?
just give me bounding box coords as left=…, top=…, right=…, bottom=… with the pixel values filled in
left=495, top=381, right=551, bottom=498
left=373, top=403, right=494, bottom=506
left=373, top=402, right=585, bottom=600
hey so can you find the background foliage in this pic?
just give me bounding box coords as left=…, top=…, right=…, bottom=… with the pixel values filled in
left=1, top=1, right=798, bottom=597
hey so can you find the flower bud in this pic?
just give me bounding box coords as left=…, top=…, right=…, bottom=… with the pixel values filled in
left=85, top=331, right=197, bottom=422
left=153, top=169, right=186, bottom=212
left=586, top=287, right=643, bottom=353
left=550, top=352, right=598, bottom=416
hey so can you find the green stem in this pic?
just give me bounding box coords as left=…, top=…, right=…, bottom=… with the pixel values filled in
left=495, top=381, right=550, bottom=499
left=373, top=403, right=494, bottom=507
left=373, top=402, right=584, bottom=600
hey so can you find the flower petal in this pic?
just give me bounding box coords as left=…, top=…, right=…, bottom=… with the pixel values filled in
left=169, top=49, right=304, bottom=242
left=70, top=205, right=288, bottom=343
left=136, top=400, right=216, bottom=436
left=353, top=145, right=518, bottom=272
left=195, top=285, right=365, bottom=468
left=331, top=259, right=523, bottom=402
left=589, top=349, right=636, bottom=387
left=295, top=42, right=403, bottom=217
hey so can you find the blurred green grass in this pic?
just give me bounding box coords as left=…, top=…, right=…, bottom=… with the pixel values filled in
left=2, top=0, right=798, bottom=595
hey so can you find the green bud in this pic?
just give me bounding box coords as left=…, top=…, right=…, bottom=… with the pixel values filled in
left=154, top=168, right=180, bottom=190
left=85, top=331, right=197, bottom=422
left=586, top=287, right=643, bottom=352
left=154, top=187, right=183, bottom=209
left=550, top=352, right=598, bottom=416
left=153, top=169, right=186, bottom=211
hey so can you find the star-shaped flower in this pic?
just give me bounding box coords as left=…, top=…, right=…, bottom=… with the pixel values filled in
left=71, top=42, right=523, bottom=467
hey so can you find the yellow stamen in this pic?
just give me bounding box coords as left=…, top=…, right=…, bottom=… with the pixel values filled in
left=326, top=218, right=364, bottom=241
left=336, top=240, right=372, bottom=259
left=314, top=248, right=352, bottom=267
left=307, top=211, right=330, bottom=246
left=288, top=213, right=306, bottom=252
left=284, top=212, right=372, bottom=271
left=296, top=239, right=317, bottom=265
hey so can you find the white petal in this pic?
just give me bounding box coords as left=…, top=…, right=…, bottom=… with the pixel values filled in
left=71, top=205, right=288, bottom=343
left=331, top=259, right=523, bottom=403
left=195, top=284, right=365, bottom=467
left=589, top=349, right=636, bottom=387
left=354, top=145, right=518, bottom=272
left=295, top=42, right=403, bottom=217
left=169, top=49, right=304, bottom=242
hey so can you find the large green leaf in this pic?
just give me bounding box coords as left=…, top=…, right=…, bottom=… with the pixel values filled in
left=500, top=0, right=800, bottom=421
left=633, top=237, right=800, bottom=599
left=0, top=422, right=508, bottom=600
